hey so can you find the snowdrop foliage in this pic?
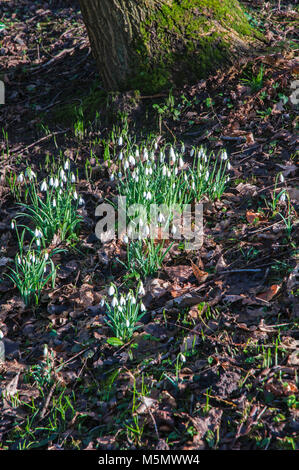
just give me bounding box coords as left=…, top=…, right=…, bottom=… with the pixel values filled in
left=104, top=282, right=146, bottom=342
left=15, top=163, right=83, bottom=244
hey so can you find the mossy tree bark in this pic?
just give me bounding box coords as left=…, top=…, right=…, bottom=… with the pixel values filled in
left=79, top=0, right=261, bottom=93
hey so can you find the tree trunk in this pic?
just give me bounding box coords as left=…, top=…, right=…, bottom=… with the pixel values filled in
left=79, top=0, right=262, bottom=93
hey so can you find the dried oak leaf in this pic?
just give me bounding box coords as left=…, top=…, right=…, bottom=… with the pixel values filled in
left=191, top=261, right=209, bottom=283
left=256, top=284, right=280, bottom=302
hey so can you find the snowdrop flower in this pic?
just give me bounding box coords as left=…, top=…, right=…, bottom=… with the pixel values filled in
left=170, top=146, right=176, bottom=163
left=160, top=151, right=165, bottom=163
left=25, top=168, right=36, bottom=180
left=108, top=285, right=115, bottom=296
left=64, top=160, right=70, bottom=170
left=145, top=167, right=150, bottom=176
left=49, top=177, right=54, bottom=187
left=63, top=174, right=67, bottom=183
left=118, top=135, right=123, bottom=146
left=174, top=166, right=178, bottom=176
left=180, top=353, right=186, bottom=363
left=179, top=157, right=184, bottom=169
left=172, top=183, right=176, bottom=189
left=100, top=298, right=105, bottom=308
left=54, top=178, right=59, bottom=188
left=154, top=141, right=158, bottom=150
left=123, top=234, right=129, bottom=244
left=123, top=160, right=129, bottom=170
left=36, top=239, right=41, bottom=247
left=144, top=224, right=150, bottom=237
left=162, top=165, right=167, bottom=177
left=44, top=252, right=49, bottom=261
left=146, top=191, right=152, bottom=201
left=138, top=282, right=145, bottom=297
left=140, top=302, right=146, bottom=312
left=79, top=196, right=85, bottom=206
left=110, top=173, right=115, bottom=182
left=118, top=171, right=123, bottom=178
left=17, top=255, right=21, bottom=265
left=120, top=295, right=126, bottom=307
left=60, top=181, right=64, bottom=188
left=71, top=173, right=76, bottom=183
left=130, top=296, right=136, bottom=305
left=227, top=161, right=232, bottom=170
left=128, top=155, right=135, bottom=166
left=135, top=148, right=140, bottom=158
left=118, top=151, right=123, bottom=161
left=43, top=266, right=47, bottom=273
left=40, top=180, right=47, bottom=192
left=34, top=228, right=43, bottom=239
left=59, top=189, right=63, bottom=195
left=30, top=254, right=36, bottom=263
left=181, top=142, right=185, bottom=153
left=17, top=173, right=24, bottom=183
left=192, top=182, right=196, bottom=190
left=73, top=190, right=78, bottom=200
left=11, top=220, right=15, bottom=230
left=158, top=213, right=165, bottom=223
left=43, top=344, right=48, bottom=359
left=279, top=174, right=285, bottom=183
left=190, top=148, right=195, bottom=157
left=205, top=171, right=210, bottom=181
left=171, top=225, right=177, bottom=235
left=52, top=198, right=56, bottom=208
left=184, top=173, right=188, bottom=182
left=126, top=319, right=130, bottom=328
left=111, top=297, right=118, bottom=308
left=143, top=148, right=149, bottom=161
left=279, top=192, right=286, bottom=203
left=221, top=150, right=228, bottom=161
left=60, top=169, right=65, bottom=179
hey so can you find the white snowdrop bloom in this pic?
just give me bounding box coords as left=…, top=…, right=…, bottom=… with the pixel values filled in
left=17, top=255, right=21, bottom=265
left=279, top=174, right=285, bottom=183
left=52, top=198, right=56, bottom=208
left=60, top=169, right=65, bottom=179
left=128, top=155, right=135, bottom=166
left=43, top=344, right=48, bottom=359
left=181, top=142, right=185, bottom=153
left=167, top=169, right=171, bottom=178
left=150, top=151, right=155, bottom=161
left=109, top=173, right=115, bottom=182
left=40, top=180, right=47, bottom=192
left=120, top=295, right=126, bottom=306
left=144, top=224, right=150, bottom=237
left=184, top=173, right=188, bottom=182
left=190, top=148, right=195, bottom=157
left=172, top=183, right=176, bottom=189
left=60, top=181, right=64, bottom=188
left=227, top=161, right=232, bottom=170
left=111, top=297, right=118, bottom=308
left=11, top=220, right=15, bottom=229
left=135, top=175, right=139, bottom=182
left=221, top=150, right=228, bottom=161
left=54, top=178, right=59, bottom=188
left=162, top=165, right=167, bottom=177
left=171, top=225, right=177, bottom=235
left=36, top=239, right=41, bottom=247
left=170, top=146, right=176, bottom=163
left=179, top=157, right=184, bottom=169
left=192, top=182, right=195, bottom=190
left=44, top=252, right=49, bottom=261
left=100, top=298, right=105, bottom=308
left=180, top=354, right=186, bottom=363
left=43, top=266, right=47, bottom=273
left=205, top=171, right=210, bottom=181
left=108, top=285, right=115, bottom=296
left=71, top=173, right=76, bottom=183
left=118, top=135, right=123, bottom=146
left=73, top=190, right=78, bottom=200
left=154, top=141, right=158, bottom=150
left=174, top=166, right=178, bottom=176
left=158, top=213, right=165, bottom=223
left=34, top=228, right=43, bottom=239
left=159, top=151, right=165, bottom=163
left=226, top=176, right=230, bottom=183
left=126, top=319, right=130, bottom=328
left=138, top=282, right=145, bottom=296
left=31, top=254, right=36, bottom=263
left=145, top=167, right=150, bottom=176
left=123, top=234, right=129, bottom=244
left=146, top=191, right=152, bottom=201
left=145, top=179, right=149, bottom=187
left=118, top=151, right=123, bottom=161
left=140, top=302, right=146, bottom=312
left=280, top=192, right=286, bottom=203
left=135, top=148, right=140, bottom=158
left=123, top=160, right=129, bottom=170
left=149, top=167, right=153, bottom=176
left=118, top=171, right=122, bottom=178
left=59, top=189, right=63, bottom=195
left=26, top=168, right=36, bottom=180
left=17, top=173, right=24, bottom=183
left=143, top=148, right=149, bottom=161
left=79, top=197, right=85, bottom=206
left=49, top=177, right=54, bottom=187
left=64, top=160, right=70, bottom=170
left=130, top=296, right=136, bottom=305
left=63, top=174, right=67, bottom=183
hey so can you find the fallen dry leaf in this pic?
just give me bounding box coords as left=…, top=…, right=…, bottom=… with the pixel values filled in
left=191, top=261, right=209, bottom=283
left=256, top=284, right=280, bottom=302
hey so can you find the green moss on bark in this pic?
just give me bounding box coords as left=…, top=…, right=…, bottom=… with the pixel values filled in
left=128, top=0, right=262, bottom=94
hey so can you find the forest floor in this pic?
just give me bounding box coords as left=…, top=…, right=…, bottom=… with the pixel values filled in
left=0, top=0, right=298, bottom=451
